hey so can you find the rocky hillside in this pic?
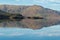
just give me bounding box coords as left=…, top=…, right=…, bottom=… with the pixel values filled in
left=0, top=5, right=60, bottom=29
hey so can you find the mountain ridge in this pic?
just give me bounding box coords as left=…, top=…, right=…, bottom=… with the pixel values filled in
left=0, top=5, right=60, bottom=29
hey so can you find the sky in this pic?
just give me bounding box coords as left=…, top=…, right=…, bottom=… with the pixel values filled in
left=0, top=0, right=60, bottom=11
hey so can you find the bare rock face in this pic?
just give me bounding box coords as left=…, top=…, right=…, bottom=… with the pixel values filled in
left=0, top=5, right=60, bottom=29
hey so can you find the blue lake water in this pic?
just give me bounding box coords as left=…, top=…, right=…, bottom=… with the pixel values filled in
left=0, top=25, right=60, bottom=40
left=0, top=36, right=60, bottom=40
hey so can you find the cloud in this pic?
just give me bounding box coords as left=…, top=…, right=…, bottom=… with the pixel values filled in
left=47, top=0, right=60, bottom=3
left=8, top=32, right=24, bottom=36
left=33, top=0, right=60, bottom=4
left=32, top=31, right=60, bottom=36
left=32, top=0, right=60, bottom=3
left=0, top=32, right=24, bottom=36
left=32, top=0, right=47, bottom=3
left=0, top=25, right=60, bottom=37
left=33, top=0, right=45, bottom=2
left=37, top=26, right=60, bottom=36
left=15, top=0, right=20, bottom=2
left=0, top=33, right=5, bottom=36
left=49, top=0, right=60, bottom=2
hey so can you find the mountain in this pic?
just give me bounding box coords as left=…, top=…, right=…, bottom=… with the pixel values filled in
left=0, top=5, right=60, bottom=29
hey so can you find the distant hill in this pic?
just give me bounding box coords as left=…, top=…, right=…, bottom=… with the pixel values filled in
left=0, top=5, right=60, bottom=29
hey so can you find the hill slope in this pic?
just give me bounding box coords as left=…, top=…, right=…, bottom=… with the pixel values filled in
left=0, top=5, right=60, bottom=29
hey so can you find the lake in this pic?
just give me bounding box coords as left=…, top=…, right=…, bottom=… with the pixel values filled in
left=0, top=25, right=60, bottom=40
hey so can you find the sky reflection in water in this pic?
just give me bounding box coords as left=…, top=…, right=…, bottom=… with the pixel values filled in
left=0, top=25, right=60, bottom=37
